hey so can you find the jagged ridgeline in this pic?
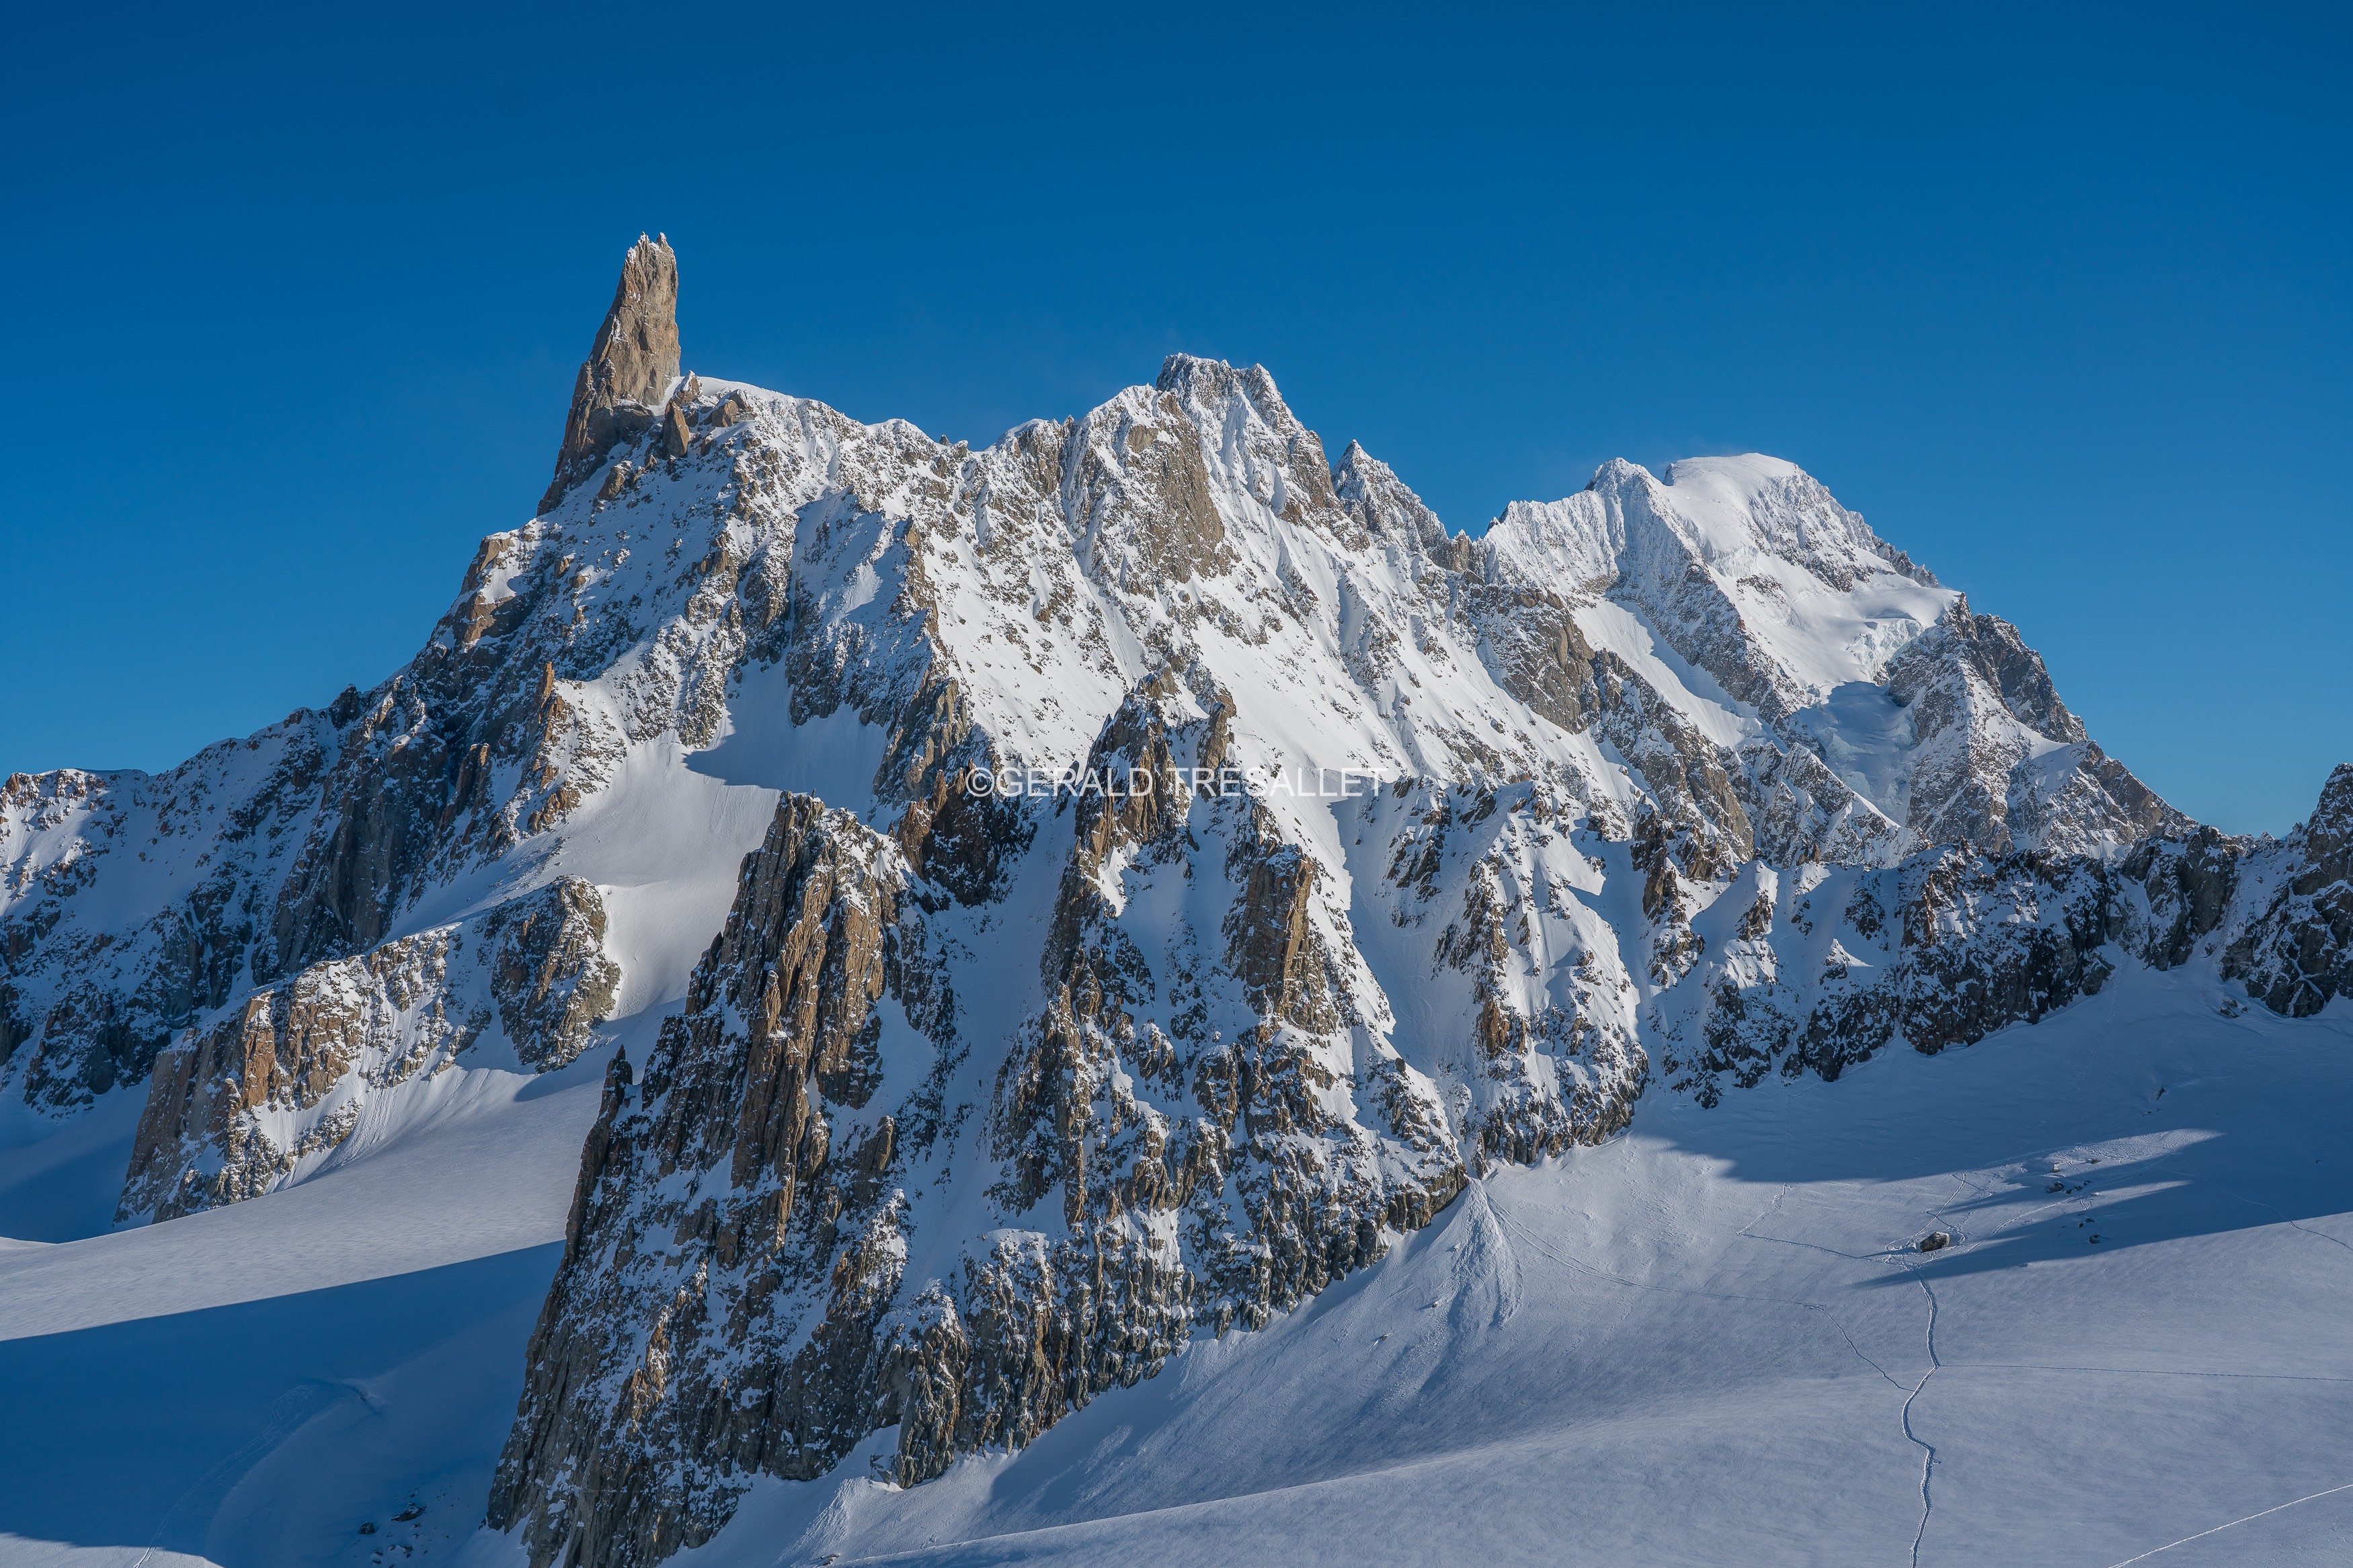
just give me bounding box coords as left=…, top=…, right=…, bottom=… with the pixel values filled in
left=2, top=236, right=2348, bottom=1566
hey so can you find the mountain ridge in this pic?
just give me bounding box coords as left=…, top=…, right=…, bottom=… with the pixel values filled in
left=1, top=239, right=2344, bottom=1568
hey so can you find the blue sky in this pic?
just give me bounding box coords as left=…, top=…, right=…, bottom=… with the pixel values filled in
left=3, top=3, right=2345, bottom=833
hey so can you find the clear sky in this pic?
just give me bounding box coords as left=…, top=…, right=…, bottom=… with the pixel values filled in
left=3, top=3, right=2345, bottom=834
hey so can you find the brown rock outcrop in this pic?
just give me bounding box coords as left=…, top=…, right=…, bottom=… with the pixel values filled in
left=487, top=706, right=1475, bottom=1566
left=116, top=878, right=619, bottom=1223
left=487, top=794, right=944, bottom=1565
left=118, top=925, right=476, bottom=1223
left=539, top=235, right=682, bottom=514
left=490, top=878, right=623, bottom=1071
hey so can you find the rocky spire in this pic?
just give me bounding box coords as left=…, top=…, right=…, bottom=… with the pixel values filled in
left=539, top=233, right=682, bottom=514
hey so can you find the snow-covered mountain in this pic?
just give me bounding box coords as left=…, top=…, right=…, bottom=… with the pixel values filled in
left=1, top=237, right=2347, bottom=1568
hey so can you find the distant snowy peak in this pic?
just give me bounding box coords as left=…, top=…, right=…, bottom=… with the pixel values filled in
left=1487, top=452, right=1949, bottom=710
left=1496, top=452, right=1927, bottom=594
left=1480, top=451, right=2180, bottom=857
left=1657, top=452, right=1936, bottom=590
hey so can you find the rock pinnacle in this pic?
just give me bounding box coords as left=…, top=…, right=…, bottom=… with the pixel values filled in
left=539, top=233, right=682, bottom=514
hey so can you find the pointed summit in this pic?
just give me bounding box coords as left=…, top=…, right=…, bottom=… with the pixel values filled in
left=539, top=233, right=682, bottom=514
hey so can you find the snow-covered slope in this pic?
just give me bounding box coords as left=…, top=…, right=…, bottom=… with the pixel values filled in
left=0, top=1050, right=608, bottom=1567
left=1, top=235, right=2346, bottom=1568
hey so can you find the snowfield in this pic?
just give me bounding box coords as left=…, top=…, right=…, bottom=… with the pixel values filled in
left=0, top=1057, right=606, bottom=1568
left=5, top=968, right=2349, bottom=1567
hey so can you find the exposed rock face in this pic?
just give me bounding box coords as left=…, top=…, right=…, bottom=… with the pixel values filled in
left=1651, top=848, right=2126, bottom=1105
left=2, top=245, right=727, bottom=1122
left=116, top=878, right=619, bottom=1225
left=540, top=234, right=682, bottom=515
left=487, top=796, right=952, bottom=1563
left=1885, top=597, right=2192, bottom=856
left=119, top=923, right=480, bottom=1223
left=3, top=747, right=328, bottom=1111
left=491, top=878, right=622, bottom=1070
left=11, top=241, right=2348, bottom=1568
left=2226, top=764, right=2353, bottom=1016
left=1647, top=779, right=2348, bottom=1107
left=486, top=716, right=1483, bottom=1561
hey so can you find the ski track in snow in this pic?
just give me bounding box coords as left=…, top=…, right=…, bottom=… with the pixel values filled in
left=2206, top=1178, right=2353, bottom=1258
left=1732, top=1177, right=1949, bottom=1565
left=1897, top=1238, right=1946, bottom=1568
left=2102, top=1480, right=2353, bottom=1566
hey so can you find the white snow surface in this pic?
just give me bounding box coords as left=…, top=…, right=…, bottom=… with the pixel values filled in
left=5, top=973, right=2352, bottom=1566
left=0, top=1054, right=608, bottom=1567
left=1488, top=454, right=1956, bottom=708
